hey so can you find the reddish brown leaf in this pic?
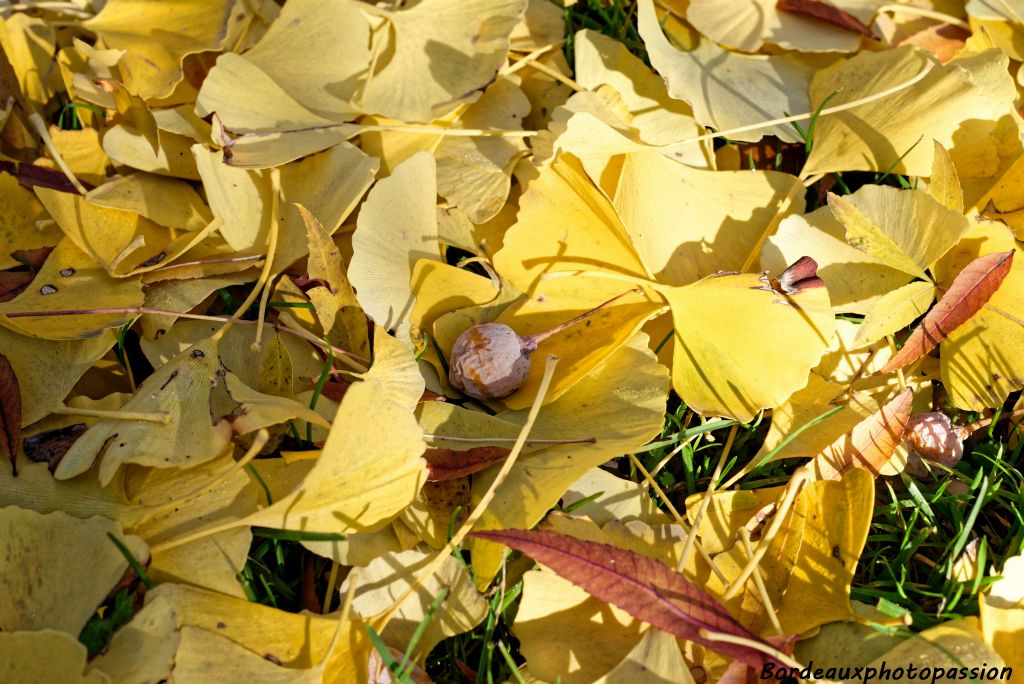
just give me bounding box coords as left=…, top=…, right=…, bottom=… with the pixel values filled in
left=10, top=247, right=53, bottom=270
left=0, top=354, right=22, bottom=476
left=0, top=161, right=93, bottom=193
left=424, top=446, right=510, bottom=481
left=777, top=0, right=878, bottom=38
left=470, top=529, right=786, bottom=669
left=0, top=271, right=33, bottom=302
left=882, top=251, right=1015, bottom=373
left=805, top=388, right=913, bottom=480
left=318, top=379, right=350, bottom=403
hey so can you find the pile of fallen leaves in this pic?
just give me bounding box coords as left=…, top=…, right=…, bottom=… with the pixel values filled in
left=1, top=0, right=1024, bottom=681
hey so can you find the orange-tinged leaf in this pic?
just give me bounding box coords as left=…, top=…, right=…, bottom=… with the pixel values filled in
left=805, top=388, right=913, bottom=480
left=0, top=355, right=20, bottom=476
left=470, top=528, right=785, bottom=669
left=882, top=251, right=1015, bottom=373
left=424, top=446, right=509, bottom=481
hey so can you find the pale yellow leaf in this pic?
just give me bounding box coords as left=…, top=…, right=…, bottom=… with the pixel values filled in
left=350, top=152, right=441, bottom=345
left=0, top=507, right=148, bottom=634
left=346, top=548, right=488, bottom=657
left=661, top=270, right=835, bottom=422
left=88, top=598, right=180, bottom=684
left=856, top=280, right=936, bottom=345
left=357, top=0, right=526, bottom=122
left=0, top=630, right=110, bottom=684
left=243, top=377, right=426, bottom=533
left=0, top=239, right=144, bottom=339
left=639, top=0, right=832, bottom=142
left=804, top=47, right=1019, bottom=178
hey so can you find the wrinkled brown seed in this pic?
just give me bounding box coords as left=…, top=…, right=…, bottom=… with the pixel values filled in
left=448, top=289, right=642, bottom=400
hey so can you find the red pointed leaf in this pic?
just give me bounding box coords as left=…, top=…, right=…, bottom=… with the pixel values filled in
left=777, top=0, right=878, bottom=38
left=424, top=446, right=509, bottom=481
left=0, top=354, right=22, bottom=476
left=806, top=388, right=913, bottom=480
left=470, top=528, right=786, bottom=669
left=882, top=251, right=1015, bottom=373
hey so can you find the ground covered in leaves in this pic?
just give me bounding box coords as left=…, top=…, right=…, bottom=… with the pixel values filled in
left=1, top=0, right=1024, bottom=682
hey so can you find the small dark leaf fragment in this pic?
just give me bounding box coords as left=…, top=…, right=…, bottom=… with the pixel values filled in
left=23, top=423, right=88, bottom=473
left=0, top=354, right=22, bottom=475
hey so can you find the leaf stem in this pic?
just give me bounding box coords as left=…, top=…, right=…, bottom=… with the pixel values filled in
left=375, top=355, right=562, bottom=631
left=52, top=404, right=171, bottom=424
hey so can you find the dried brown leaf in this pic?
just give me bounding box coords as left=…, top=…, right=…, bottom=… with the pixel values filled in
left=805, top=388, right=913, bottom=480
left=0, top=355, right=21, bottom=475
left=424, top=446, right=510, bottom=481
left=882, top=251, right=1015, bottom=373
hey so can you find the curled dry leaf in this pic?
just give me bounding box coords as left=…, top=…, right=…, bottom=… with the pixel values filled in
left=471, top=528, right=787, bottom=669
left=804, top=388, right=913, bottom=480
left=883, top=251, right=1015, bottom=373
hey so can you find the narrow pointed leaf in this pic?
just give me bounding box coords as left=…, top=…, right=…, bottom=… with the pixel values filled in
left=882, top=251, right=1015, bottom=373
left=0, top=355, right=21, bottom=475
left=804, top=388, right=913, bottom=480
left=470, top=528, right=784, bottom=668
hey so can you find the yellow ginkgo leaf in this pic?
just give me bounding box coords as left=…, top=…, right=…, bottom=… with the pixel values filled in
left=828, top=185, right=968, bottom=277
left=0, top=630, right=110, bottom=684
left=0, top=172, right=53, bottom=270
left=88, top=598, right=180, bottom=684
left=241, top=0, right=369, bottom=121
left=855, top=280, right=936, bottom=345
left=47, top=126, right=110, bottom=187
left=173, top=626, right=327, bottom=683
left=515, top=568, right=645, bottom=684
left=929, top=139, right=964, bottom=213
left=83, top=0, right=256, bottom=101
left=86, top=172, right=212, bottom=232
left=763, top=208, right=911, bottom=314
left=357, top=0, right=526, bottom=122
left=685, top=0, right=879, bottom=53
left=470, top=333, right=668, bottom=583
left=34, top=188, right=171, bottom=275
left=0, top=507, right=148, bottom=634
left=493, top=153, right=650, bottom=292
left=435, top=76, right=530, bottom=223
left=102, top=125, right=202, bottom=180
left=1, top=13, right=57, bottom=108
left=55, top=338, right=233, bottom=483
left=346, top=547, right=488, bottom=657
left=243, top=377, right=427, bottom=533
left=828, top=193, right=930, bottom=280
left=777, top=469, right=874, bottom=634
left=660, top=269, right=835, bottom=422
left=804, top=47, right=1018, bottom=178
left=150, top=582, right=361, bottom=678
left=613, top=150, right=805, bottom=286
left=196, top=53, right=337, bottom=135
left=561, top=467, right=671, bottom=527
left=639, top=0, right=831, bottom=143
left=980, top=552, right=1024, bottom=673
left=411, top=260, right=499, bottom=337
left=0, top=238, right=144, bottom=339
left=574, top=30, right=706, bottom=149
left=967, top=0, right=1024, bottom=61
left=597, top=628, right=694, bottom=684
left=868, top=618, right=1008, bottom=674
left=349, top=152, right=441, bottom=345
